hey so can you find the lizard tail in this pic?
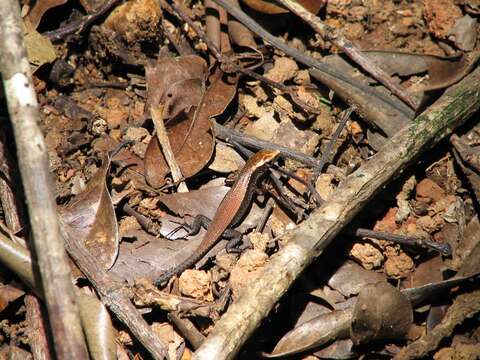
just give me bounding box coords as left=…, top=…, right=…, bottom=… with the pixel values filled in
left=154, top=250, right=208, bottom=287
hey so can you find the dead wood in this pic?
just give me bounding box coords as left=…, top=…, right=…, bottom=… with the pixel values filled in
left=0, top=1, right=88, bottom=358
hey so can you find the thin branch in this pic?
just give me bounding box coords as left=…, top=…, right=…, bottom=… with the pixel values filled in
left=315, top=106, right=354, bottom=177
left=213, top=122, right=323, bottom=170
left=62, top=226, right=170, bottom=360
left=0, top=2, right=88, bottom=358
left=354, top=228, right=452, bottom=255
left=151, top=106, right=189, bottom=192
left=44, top=0, right=122, bottom=41
left=193, top=61, right=480, bottom=360
left=275, top=0, right=417, bottom=109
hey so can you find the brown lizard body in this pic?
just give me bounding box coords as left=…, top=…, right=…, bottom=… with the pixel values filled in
left=155, top=149, right=280, bottom=286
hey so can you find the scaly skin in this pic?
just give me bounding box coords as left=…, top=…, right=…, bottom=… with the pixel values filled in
left=155, top=149, right=280, bottom=286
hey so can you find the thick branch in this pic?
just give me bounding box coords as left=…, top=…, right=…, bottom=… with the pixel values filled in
left=193, top=66, right=480, bottom=360
left=0, top=1, right=88, bottom=358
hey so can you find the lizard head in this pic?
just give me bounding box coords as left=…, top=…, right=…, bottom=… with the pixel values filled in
left=250, top=149, right=281, bottom=168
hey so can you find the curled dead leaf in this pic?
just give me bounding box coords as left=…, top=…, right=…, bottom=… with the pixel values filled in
left=27, top=0, right=68, bottom=29
left=59, top=156, right=119, bottom=269
left=351, top=281, right=413, bottom=345
left=267, top=308, right=353, bottom=357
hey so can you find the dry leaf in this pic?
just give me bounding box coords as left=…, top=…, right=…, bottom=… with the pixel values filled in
left=59, top=156, right=119, bottom=270
left=351, top=282, right=413, bottom=344
left=267, top=309, right=353, bottom=357
left=27, top=0, right=68, bottom=29
left=144, top=68, right=237, bottom=188
left=145, top=55, right=207, bottom=116
left=328, top=260, right=387, bottom=297
left=23, top=19, right=57, bottom=73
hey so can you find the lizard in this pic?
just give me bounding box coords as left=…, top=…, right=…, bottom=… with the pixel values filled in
left=155, top=149, right=280, bottom=286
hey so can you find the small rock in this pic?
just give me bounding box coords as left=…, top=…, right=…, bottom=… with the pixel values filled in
left=273, top=121, right=319, bottom=156
left=249, top=231, right=270, bottom=252
left=178, top=269, right=213, bottom=301
left=313, top=108, right=335, bottom=136
left=123, top=126, right=149, bottom=143
left=416, top=178, right=445, bottom=202
left=316, top=173, right=335, bottom=200
left=91, top=117, right=108, bottom=135
left=293, top=70, right=311, bottom=85
left=265, top=57, right=298, bottom=83
left=385, top=252, right=414, bottom=279
left=209, top=144, right=245, bottom=173
left=240, top=93, right=266, bottom=118
left=243, top=110, right=279, bottom=141
left=119, top=216, right=141, bottom=236
left=350, top=243, right=384, bottom=270
left=229, top=249, right=268, bottom=299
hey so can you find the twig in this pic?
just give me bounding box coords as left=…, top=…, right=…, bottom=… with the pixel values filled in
left=315, top=107, right=354, bottom=177
left=193, top=61, right=480, bottom=360
left=393, top=289, right=480, bottom=360
left=169, top=0, right=223, bottom=60
left=0, top=229, right=169, bottom=360
left=209, top=0, right=411, bottom=118
left=168, top=313, right=206, bottom=349
left=275, top=0, right=417, bottom=110
left=0, top=134, right=26, bottom=234
left=0, top=2, right=88, bottom=358
left=61, top=227, right=170, bottom=360
left=353, top=228, right=452, bottom=255
left=25, top=295, right=53, bottom=360
left=123, top=203, right=161, bottom=235
left=213, top=122, right=323, bottom=170
left=151, top=106, right=189, bottom=192
left=44, top=0, right=122, bottom=41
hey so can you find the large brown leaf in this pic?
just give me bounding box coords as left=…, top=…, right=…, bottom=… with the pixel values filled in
left=145, top=55, right=207, bottom=117
left=144, top=68, right=237, bottom=188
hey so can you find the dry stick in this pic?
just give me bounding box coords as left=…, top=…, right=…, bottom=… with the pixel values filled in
left=44, top=0, right=122, bottom=41
left=0, top=229, right=168, bottom=360
left=210, top=0, right=411, bottom=118
left=394, top=289, right=480, bottom=360
left=25, top=295, right=53, bottom=360
left=61, top=230, right=170, bottom=360
left=315, top=106, right=354, bottom=177
left=193, top=62, right=480, bottom=360
left=151, top=106, right=189, bottom=193
left=0, top=135, right=25, bottom=234
left=354, top=228, right=452, bottom=255
left=214, top=122, right=323, bottom=170
left=275, top=0, right=417, bottom=110
left=0, top=2, right=89, bottom=358
left=168, top=313, right=206, bottom=350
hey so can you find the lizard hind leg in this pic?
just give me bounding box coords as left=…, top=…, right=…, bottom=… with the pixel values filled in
left=165, top=214, right=211, bottom=240
left=224, top=229, right=249, bottom=253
